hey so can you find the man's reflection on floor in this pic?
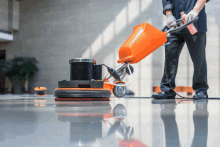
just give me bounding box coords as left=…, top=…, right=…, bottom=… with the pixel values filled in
left=152, top=99, right=181, bottom=147
left=191, top=99, right=208, bottom=147
left=152, top=99, right=208, bottom=147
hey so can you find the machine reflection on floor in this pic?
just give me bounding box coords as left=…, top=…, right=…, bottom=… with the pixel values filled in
left=55, top=101, right=112, bottom=146
left=54, top=101, right=147, bottom=146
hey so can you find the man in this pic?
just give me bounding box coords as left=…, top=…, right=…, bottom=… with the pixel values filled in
left=152, top=0, right=210, bottom=99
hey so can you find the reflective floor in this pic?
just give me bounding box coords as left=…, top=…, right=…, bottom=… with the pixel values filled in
left=0, top=95, right=220, bottom=147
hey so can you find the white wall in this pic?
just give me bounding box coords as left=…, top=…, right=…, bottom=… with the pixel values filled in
left=2, top=0, right=220, bottom=97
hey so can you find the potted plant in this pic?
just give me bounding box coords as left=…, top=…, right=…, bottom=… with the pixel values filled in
left=13, top=57, right=39, bottom=94
left=0, top=59, right=16, bottom=94
left=34, top=87, right=47, bottom=96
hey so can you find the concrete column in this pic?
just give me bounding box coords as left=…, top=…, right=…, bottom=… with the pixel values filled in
left=0, top=0, right=8, bottom=31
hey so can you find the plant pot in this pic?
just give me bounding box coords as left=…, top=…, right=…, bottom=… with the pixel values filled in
left=34, top=87, right=47, bottom=96
left=5, top=88, right=14, bottom=94
left=22, top=88, right=31, bottom=94
left=36, top=90, right=45, bottom=95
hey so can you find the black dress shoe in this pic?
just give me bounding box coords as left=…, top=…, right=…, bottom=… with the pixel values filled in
left=151, top=91, right=176, bottom=99
left=193, top=91, right=208, bottom=99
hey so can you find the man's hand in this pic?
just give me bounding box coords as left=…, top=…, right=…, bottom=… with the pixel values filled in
left=166, top=10, right=176, bottom=28
left=185, top=10, right=199, bottom=22
left=181, top=0, right=207, bottom=23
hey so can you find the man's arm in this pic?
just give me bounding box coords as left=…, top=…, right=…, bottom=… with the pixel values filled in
left=166, top=10, right=172, bottom=16
left=163, top=1, right=177, bottom=28
left=193, top=0, right=208, bottom=13
left=184, top=0, right=210, bottom=22
left=162, top=0, right=173, bottom=15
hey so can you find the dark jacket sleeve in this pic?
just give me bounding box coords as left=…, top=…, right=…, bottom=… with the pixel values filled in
left=206, top=0, right=210, bottom=3
left=162, top=0, right=173, bottom=15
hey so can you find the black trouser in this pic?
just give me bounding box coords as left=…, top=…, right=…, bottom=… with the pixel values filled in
left=160, top=31, right=209, bottom=93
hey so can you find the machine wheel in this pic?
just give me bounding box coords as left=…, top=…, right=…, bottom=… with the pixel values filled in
left=113, top=104, right=127, bottom=119
left=113, top=82, right=126, bottom=98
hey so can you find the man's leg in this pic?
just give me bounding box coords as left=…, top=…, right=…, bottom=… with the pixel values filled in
left=184, top=33, right=209, bottom=98
left=152, top=33, right=185, bottom=99
left=160, top=34, right=185, bottom=92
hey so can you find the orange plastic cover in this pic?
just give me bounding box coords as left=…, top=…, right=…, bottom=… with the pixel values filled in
left=117, top=23, right=167, bottom=64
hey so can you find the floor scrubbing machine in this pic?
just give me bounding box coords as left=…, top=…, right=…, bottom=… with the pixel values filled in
left=54, top=58, right=132, bottom=101
left=54, top=16, right=198, bottom=101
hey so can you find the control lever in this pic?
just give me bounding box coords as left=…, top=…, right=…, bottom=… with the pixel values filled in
left=126, top=65, right=134, bottom=75
left=107, top=67, right=121, bottom=81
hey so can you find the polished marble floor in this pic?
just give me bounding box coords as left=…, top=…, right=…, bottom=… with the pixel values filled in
left=0, top=95, right=219, bottom=147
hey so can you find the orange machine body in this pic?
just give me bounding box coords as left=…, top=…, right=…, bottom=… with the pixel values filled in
left=117, top=23, right=167, bottom=64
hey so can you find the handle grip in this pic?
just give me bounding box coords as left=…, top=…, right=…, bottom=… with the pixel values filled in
left=161, top=16, right=199, bottom=33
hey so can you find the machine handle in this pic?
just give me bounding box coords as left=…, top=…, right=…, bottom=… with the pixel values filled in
left=161, top=18, right=182, bottom=32
left=169, top=16, right=199, bottom=33
left=107, top=67, right=121, bottom=81
left=161, top=16, right=199, bottom=33
left=161, top=26, right=167, bottom=32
